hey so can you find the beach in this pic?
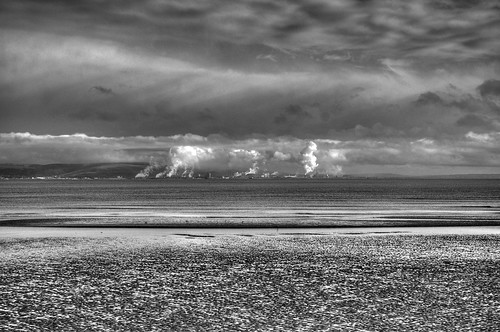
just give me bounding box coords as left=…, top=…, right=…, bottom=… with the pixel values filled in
left=3, top=0, right=500, bottom=329
left=1, top=228, right=499, bottom=331
left=1, top=179, right=499, bottom=330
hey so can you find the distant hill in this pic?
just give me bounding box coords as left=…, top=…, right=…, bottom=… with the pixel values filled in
left=344, top=173, right=500, bottom=179
left=415, top=174, right=500, bottom=179
left=342, top=173, right=407, bottom=179
left=1, top=163, right=499, bottom=180
left=0, top=163, right=148, bottom=179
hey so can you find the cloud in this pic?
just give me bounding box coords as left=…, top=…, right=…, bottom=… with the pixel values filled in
left=274, top=104, right=312, bottom=124
left=465, top=131, right=494, bottom=143
left=0, top=132, right=134, bottom=164
left=90, top=86, right=113, bottom=95
left=0, top=132, right=210, bottom=164
left=71, top=108, right=119, bottom=122
left=477, top=79, right=500, bottom=96
left=1, top=132, right=500, bottom=176
left=415, top=92, right=443, bottom=106
left=1, top=0, right=500, bottom=170
left=2, top=0, right=499, bottom=65
left=1, top=4, right=499, bottom=140
left=272, top=151, right=292, bottom=161
left=154, top=146, right=217, bottom=178
left=456, top=114, right=489, bottom=128
left=0, top=31, right=496, bottom=140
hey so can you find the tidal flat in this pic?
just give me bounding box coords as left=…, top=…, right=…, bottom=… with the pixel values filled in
left=1, top=233, right=499, bottom=331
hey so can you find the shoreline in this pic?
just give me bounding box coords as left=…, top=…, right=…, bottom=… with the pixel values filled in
left=2, top=225, right=500, bottom=238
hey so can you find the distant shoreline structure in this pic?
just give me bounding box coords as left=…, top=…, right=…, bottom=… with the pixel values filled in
left=3, top=175, right=500, bottom=180
left=1, top=163, right=500, bottom=180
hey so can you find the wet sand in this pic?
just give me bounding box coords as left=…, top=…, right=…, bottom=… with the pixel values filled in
left=1, top=225, right=500, bottom=238
left=1, top=228, right=499, bottom=331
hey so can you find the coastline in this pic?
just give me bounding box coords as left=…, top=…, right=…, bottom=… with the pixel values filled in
left=2, top=225, right=500, bottom=238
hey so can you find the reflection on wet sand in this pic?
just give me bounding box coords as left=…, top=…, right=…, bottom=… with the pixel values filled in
left=2, top=225, right=500, bottom=239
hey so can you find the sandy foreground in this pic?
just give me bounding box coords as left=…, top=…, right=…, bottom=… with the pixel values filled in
left=1, top=227, right=499, bottom=331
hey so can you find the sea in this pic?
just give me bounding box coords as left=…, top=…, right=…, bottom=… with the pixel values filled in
left=1, top=178, right=499, bottom=228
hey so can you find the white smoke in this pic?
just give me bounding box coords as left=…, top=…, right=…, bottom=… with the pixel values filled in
left=134, top=141, right=344, bottom=178
left=137, top=146, right=265, bottom=178
left=135, top=158, right=163, bottom=178
left=315, top=149, right=344, bottom=176
left=246, top=151, right=261, bottom=175
left=156, top=146, right=214, bottom=178
left=317, top=165, right=343, bottom=176
left=300, top=141, right=318, bottom=176
left=245, top=164, right=259, bottom=175
left=229, top=149, right=262, bottom=175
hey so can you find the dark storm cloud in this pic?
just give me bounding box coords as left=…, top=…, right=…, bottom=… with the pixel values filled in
left=415, top=92, right=443, bottom=106
left=1, top=0, right=500, bottom=174
left=71, top=108, right=119, bottom=122
left=477, top=79, right=500, bottom=97
left=274, top=105, right=312, bottom=124
left=456, top=114, right=489, bottom=128
left=2, top=0, right=499, bottom=63
left=90, top=86, right=113, bottom=95
left=2, top=1, right=499, bottom=73
left=196, top=108, right=216, bottom=122
left=299, top=2, right=346, bottom=22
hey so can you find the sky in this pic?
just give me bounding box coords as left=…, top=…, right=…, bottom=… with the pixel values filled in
left=1, top=0, right=500, bottom=176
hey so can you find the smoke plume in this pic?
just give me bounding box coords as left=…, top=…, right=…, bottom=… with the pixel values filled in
left=300, top=141, right=319, bottom=176
left=134, top=140, right=343, bottom=178
left=155, top=146, right=215, bottom=178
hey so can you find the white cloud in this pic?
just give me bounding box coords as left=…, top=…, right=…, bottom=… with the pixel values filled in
left=465, top=131, right=493, bottom=143
left=1, top=131, right=500, bottom=174
left=273, top=151, right=292, bottom=161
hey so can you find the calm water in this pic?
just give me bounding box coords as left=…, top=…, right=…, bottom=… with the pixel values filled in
left=1, top=178, right=499, bottom=227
